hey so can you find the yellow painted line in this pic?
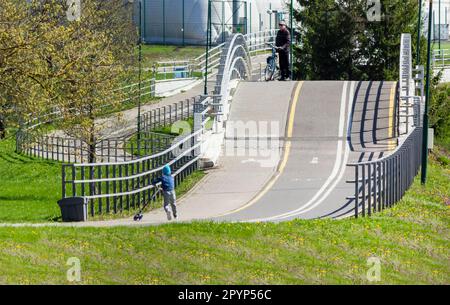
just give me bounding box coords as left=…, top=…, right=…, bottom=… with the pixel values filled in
left=216, top=81, right=304, bottom=217
left=387, top=83, right=397, bottom=150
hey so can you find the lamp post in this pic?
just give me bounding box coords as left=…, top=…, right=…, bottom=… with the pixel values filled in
left=417, top=0, right=423, bottom=64
left=182, top=0, right=185, bottom=46
left=204, top=0, right=212, bottom=95
left=269, top=3, right=272, bottom=29
left=129, top=0, right=143, bottom=150
left=138, top=0, right=143, bottom=151
left=421, top=0, right=433, bottom=184
left=439, top=0, right=441, bottom=49
left=290, top=0, right=293, bottom=79
left=438, top=0, right=441, bottom=48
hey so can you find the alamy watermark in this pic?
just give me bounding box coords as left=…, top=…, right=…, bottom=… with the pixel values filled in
left=366, top=256, right=381, bottom=282
left=169, top=119, right=281, bottom=168
left=66, top=257, right=81, bottom=282
left=366, top=0, right=382, bottom=22
left=66, top=0, right=81, bottom=21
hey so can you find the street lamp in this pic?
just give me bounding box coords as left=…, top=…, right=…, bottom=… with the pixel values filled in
left=439, top=0, right=441, bottom=49
left=417, top=0, right=423, bottom=64
left=290, top=0, right=293, bottom=79
left=204, top=0, right=212, bottom=95
left=128, top=0, right=143, bottom=150
left=421, top=0, right=433, bottom=184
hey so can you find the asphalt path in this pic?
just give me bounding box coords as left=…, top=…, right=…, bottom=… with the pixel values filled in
left=216, top=80, right=397, bottom=222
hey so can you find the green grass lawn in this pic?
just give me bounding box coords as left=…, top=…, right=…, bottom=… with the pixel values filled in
left=0, top=147, right=448, bottom=284
left=0, top=136, right=62, bottom=222
left=0, top=135, right=205, bottom=223
left=433, top=40, right=450, bottom=50
left=140, top=45, right=205, bottom=68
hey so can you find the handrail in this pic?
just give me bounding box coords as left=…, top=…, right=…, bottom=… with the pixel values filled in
left=346, top=33, right=424, bottom=218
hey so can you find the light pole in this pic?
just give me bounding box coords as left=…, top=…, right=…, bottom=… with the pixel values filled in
left=417, top=0, right=423, bottom=64
left=421, top=0, right=433, bottom=184
left=269, top=3, right=272, bottom=29
left=129, top=0, right=143, bottom=150
left=204, top=0, right=212, bottom=95
left=182, top=0, right=186, bottom=46
left=439, top=0, right=441, bottom=49
left=290, top=0, right=293, bottom=79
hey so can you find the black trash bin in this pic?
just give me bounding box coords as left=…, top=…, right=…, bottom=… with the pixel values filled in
left=57, top=197, right=88, bottom=222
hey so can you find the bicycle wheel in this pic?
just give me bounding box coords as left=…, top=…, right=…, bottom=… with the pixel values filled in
left=265, top=58, right=276, bottom=81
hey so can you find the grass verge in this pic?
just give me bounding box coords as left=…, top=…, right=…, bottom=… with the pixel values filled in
left=0, top=147, right=448, bottom=284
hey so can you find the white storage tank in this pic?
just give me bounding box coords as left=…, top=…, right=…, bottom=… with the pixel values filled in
left=140, top=0, right=288, bottom=45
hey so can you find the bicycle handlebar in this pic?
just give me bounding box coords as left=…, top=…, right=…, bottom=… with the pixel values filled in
left=266, top=43, right=279, bottom=50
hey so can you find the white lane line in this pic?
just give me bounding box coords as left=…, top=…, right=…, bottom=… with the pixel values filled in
left=310, top=157, right=319, bottom=164
left=279, top=81, right=355, bottom=218
left=247, top=81, right=349, bottom=223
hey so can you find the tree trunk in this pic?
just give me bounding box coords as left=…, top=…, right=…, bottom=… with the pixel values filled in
left=0, top=116, right=5, bottom=139
left=88, top=121, right=96, bottom=164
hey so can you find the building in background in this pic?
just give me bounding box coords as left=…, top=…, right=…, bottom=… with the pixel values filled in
left=423, top=0, right=450, bottom=41
left=138, top=0, right=289, bottom=45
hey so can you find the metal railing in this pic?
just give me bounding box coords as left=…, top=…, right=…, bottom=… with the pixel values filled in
left=152, top=30, right=277, bottom=82
left=346, top=33, right=424, bottom=218
left=61, top=97, right=210, bottom=217
left=16, top=130, right=175, bottom=164
left=154, top=61, right=196, bottom=80
left=17, top=97, right=193, bottom=163
left=16, top=78, right=159, bottom=162
left=347, top=128, right=422, bottom=218
left=244, top=29, right=277, bottom=55
left=61, top=129, right=202, bottom=217
left=432, top=48, right=450, bottom=68
left=116, top=78, right=156, bottom=103
left=139, top=97, right=196, bottom=132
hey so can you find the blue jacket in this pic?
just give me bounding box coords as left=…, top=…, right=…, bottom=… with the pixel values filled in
left=153, top=174, right=174, bottom=192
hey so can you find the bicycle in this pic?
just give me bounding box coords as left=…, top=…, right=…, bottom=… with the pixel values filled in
left=264, top=43, right=280, bottom=81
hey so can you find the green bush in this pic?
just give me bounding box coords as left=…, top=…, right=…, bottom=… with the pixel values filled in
left=429, top=77, right=450, bottom=140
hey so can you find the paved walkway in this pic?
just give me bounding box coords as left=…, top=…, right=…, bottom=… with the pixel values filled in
left=217, top=81, right=398, bottom=222
left=155, top=78, right=203, bottom=97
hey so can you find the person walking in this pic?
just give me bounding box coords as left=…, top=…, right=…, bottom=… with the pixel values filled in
left=153, top=165, right=178, bottom=221
left=275, top=20, right=291, bottom=81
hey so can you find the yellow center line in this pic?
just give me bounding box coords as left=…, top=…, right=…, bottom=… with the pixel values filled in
left=388, top=83, right=397, bottom=150
left=216, top=81, right=304, bottom=217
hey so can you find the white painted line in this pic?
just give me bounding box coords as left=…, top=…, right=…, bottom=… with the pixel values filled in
left=280, top=81, right=355, bottom=218
left=247, top=81, right=349, bottom=222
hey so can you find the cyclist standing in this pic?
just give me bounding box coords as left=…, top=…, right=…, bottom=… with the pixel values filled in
left=275, top=20, right=291, bottom=81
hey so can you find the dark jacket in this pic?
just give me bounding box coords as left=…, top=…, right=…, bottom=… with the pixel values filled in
left=153, top=174, right=175, bottom=192
left=275, top=28, right=291, bottom=52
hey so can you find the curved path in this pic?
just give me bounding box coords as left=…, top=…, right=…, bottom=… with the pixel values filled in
left=216, top=80, right=397, bottom=222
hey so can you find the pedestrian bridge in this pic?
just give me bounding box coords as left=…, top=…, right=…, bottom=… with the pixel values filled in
left=55, top=32, right=424, bottom=226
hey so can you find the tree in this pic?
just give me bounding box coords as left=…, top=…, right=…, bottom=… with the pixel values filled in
left=294, top=0, right=423, bottom=81
left=0, top=0, right=53, bottom=138
left=43, top=0, right=137, bottom=162
left=0, top=0, right=137, bottom=163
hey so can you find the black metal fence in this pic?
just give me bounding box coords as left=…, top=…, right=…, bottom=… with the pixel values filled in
left=139, top=96, right=197, bottom=131
left=347, top=127, right=423, bottom=218
left=16, top=130, right=176, bottom=163
left=61, top=130, right=201, bottom=216
left=16, top=92, right=194, bottom=164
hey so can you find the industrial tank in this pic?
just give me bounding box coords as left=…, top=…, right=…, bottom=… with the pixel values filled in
left=141, top=0, right=287, bottom=45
